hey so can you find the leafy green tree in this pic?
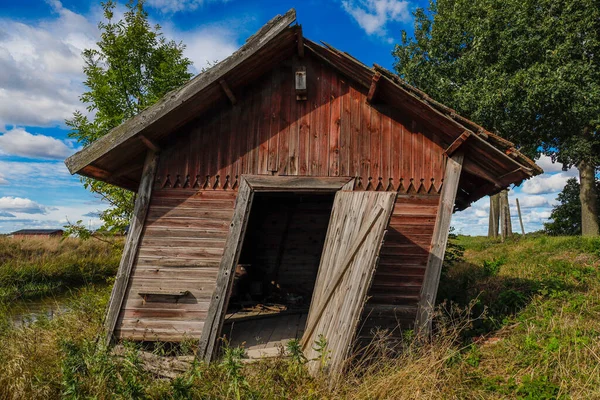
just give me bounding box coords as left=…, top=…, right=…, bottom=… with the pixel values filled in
left=66, top=0, right=192, bottom=233
left=393, top=0, right=600, bottom=235
left=544, top=178, right=600, bottom=235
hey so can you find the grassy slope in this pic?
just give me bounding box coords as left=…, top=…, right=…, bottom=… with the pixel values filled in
left=1, top=235, right=599, bottom=399
left=0, top=236, right=121, bottom=302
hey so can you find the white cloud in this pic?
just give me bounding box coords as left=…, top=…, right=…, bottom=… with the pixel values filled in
left=521, top=172, right=578, bottom=195
left=0, top=2, right=96, bottom=127
left=0, top=197, right=50, bottom=214
left=0, top=160, right=76, bottom=188
left=509, top=194, right=551, bottom=209
left=0, top=173, right=6, bottom=185
left=534, top=155, right=566, bottom=173
left=164, top=24, right=239, bottom=73
left=341, top=0, right=411, bottom=38
left=146, top=0, right=229, bottom=13
left=0, top=211, right=15, bottom=218
left=0, top=127, right=77, bottom=159
left=0, top=201, right=108, bottom=233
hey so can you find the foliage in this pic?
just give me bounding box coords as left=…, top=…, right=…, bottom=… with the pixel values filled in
left=66, top=0, right=193, bottom=233
left=393, top=0, right=600, bottom=167
left=545, top=177, right=600, bottom=235
left=481, top=257, right=504, bottom=277
left=220, top=344, right=248, bottom=400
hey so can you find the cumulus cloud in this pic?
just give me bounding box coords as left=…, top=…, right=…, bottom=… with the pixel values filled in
left=163, top=24, right=239, bottom=73
left=534, top=155, right=566, bottom=173
left=146, top=0, right=229, bottom=13
left=0, top=1, right=96, bottom=127
left=509, top=195, right=551, bottom=209
left=0, top=160, right=75, bottom=188
left=341, top=0, right=411, bottom=38
left=521, top=172, right=577, bottom=195
left=0, top=127, right=77, bottom=159
left=0, top=1, right=242, bottom=127
left=0, top=197, right=50, bottom=214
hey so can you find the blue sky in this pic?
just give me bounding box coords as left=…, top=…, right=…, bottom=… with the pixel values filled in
left=0, top=0, right=576, bottom=235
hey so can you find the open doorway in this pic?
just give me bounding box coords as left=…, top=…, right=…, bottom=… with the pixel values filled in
left=222, top=192, right=335, bottom=358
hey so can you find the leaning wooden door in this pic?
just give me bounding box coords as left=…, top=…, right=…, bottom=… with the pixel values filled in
left=301, top=191, right=396, bottom=375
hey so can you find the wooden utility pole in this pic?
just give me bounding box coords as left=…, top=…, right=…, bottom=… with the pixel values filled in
left=488, top=193, right=500, bottom=238
left=499, top=189, right=512, bottom=241
left=516, top=198, right=525, bottom=235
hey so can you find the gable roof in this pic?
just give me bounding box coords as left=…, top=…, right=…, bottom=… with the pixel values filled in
left=64, top=8, right=542, bottom=210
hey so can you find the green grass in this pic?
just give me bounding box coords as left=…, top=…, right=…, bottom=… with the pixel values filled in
left=1, top=234, right=600, bottom=399
left=0, top=236, right=122, bottom=302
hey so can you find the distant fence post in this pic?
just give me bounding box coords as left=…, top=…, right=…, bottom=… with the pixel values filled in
left=516, top=198, right=525, bottom=235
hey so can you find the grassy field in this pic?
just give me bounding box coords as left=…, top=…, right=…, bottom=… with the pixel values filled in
left=0, top=236, right=121, bottom=302
left=1, top=235, right=600, bottom=399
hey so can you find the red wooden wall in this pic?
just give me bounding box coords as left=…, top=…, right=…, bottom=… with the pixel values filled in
left=155, top=54, right=446, bottom=194
left=116, top=53, right=446, bottom=342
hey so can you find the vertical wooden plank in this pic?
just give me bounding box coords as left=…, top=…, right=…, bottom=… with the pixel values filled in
left=431, top=132, right=443, bottom=192
left=104, top=150, right=159, bottom=345
left=288, top=61, right=299, bottom=176
left=360, top=93, right=371, bottom=183
left=250, top=88, right=261, bottom=175
left=258, top=76, right=272, bottom=175
left=298, top=68, right=310, bottom=175
left=320, top=64, right=331, bottom=177
left=415, top=152, right=464, bottom=337
left=231, top=103, right=242, bottom=186
left=224, top=105, right=234, bottom=187
left=422, top=124, right=432, bottom=191
left=238, top=90, right=251, bottom=176
left=197, top=178, right=254, bottom=361
left=350, top=86, right=362, bottom=177
left=308, top=61, right=321, bottom=175
left=268, top=68, right=282, bottom=173
left=339, top=78, right=350, bottom=177
left=402, top=121, right=412, bottom=189
left=302, top=191, right=396, bottom=376
left=370, top=108, right=381, bottom=189
left=390, top=115, right=401, bottom=191
left=204, top=115, right=216, bottom=182
left=278, top=67, right=292, bottom=175
left=380, top=112, right=391, bottom=190
left=413, top=122, right=422, bottom=189
left=216, top=113, right=227, bottom=186
left=329, top=72, right=341, bottom=177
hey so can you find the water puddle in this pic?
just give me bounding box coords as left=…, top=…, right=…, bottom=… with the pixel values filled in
left=7, top=293, right=72, bottom=327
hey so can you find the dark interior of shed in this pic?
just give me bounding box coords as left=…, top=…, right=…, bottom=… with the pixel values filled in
left=222, top=191, right=335, bottom=356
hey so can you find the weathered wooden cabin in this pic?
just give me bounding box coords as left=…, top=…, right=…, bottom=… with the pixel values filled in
left=65, top=10, right=541, bottom=374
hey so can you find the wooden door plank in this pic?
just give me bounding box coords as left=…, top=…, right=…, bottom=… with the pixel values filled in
left=197, top=178, right=254, bottom=361
left=301, top=191, right=395, bottom=376
left=105, top=150, right=159, bottom=345
left=415, top=152, right=464, bottom=336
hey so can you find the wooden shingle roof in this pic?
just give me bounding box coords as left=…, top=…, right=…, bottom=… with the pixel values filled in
left=65, top=8, right=541, bottom=210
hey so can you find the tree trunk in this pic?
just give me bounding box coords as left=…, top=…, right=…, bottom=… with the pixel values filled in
left=488, top=193, right=500, bottom=238
left=578, top=160, right=599, bottom=236
left=499, top=189, right=512, bottom=241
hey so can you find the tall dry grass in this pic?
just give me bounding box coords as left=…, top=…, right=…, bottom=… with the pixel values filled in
left=0, top=234, right=599, bottom=399
left=0, top=236, right=122, bottom=301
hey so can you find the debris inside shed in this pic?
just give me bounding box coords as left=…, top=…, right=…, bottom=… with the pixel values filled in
left=223, top=192, right=334, bottom=359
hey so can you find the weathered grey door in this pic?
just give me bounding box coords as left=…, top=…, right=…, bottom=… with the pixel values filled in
left=301, top=191, right=396, bottom=375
